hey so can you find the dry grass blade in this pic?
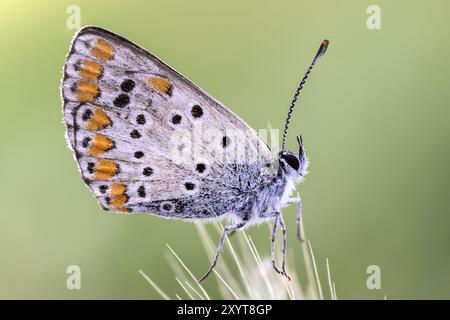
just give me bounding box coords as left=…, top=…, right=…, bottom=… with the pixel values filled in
left=308, top=240, right=324, bottom=300
left=213, top=270, right=240, bottom=300
left=175, top=277, right=194, bottom=300
left=184, top=280, right=205, bottom=300
left=166, top=244, right=210, bottom=300
left=139, top=270, right=170, bottom=300
left=326, top=258, right=334, bottom=300
left=243, top=231, right=275, bottom=298
left=141, top=221, right=337, bottom=300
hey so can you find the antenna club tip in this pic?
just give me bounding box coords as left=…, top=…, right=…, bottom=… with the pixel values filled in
left=317, top=39, right=329, bottom=58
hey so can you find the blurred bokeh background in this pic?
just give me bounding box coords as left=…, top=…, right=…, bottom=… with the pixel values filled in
left=0, top=0, right=449, bottom=299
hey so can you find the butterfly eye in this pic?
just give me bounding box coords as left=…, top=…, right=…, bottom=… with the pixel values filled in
left=282, top=153, right=300, bottom=171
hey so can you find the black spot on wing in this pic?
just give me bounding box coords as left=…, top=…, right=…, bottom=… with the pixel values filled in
left=196, top=163, right=206, bottom=173
left=134, top=151, right=144, bottom=159
left=130, top=130, right=141, bottom=139
left=143, top=167, right=153, bottom=176
left=191, top=105, right=203, bottom=118
left=120, top=79, right=135, bottom=92
left=113, top=94, right=130, bottom=108
left=136, top=114, right=146, bottom=125
left=171, top=114, right=182, bottom=124
left=82, top=109, right=92, bottom=121
left=184, top=182, right=195, bottom=190
left=137, top=185, right=146, bottom=198
left=222, top=136, right=231, bottom=148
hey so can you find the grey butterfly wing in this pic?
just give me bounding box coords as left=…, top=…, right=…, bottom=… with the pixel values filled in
left=61, top=26, right=274, bottom=218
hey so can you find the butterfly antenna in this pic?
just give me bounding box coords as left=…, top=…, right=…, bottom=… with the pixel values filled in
left=281, top=39, right=329, bottom=151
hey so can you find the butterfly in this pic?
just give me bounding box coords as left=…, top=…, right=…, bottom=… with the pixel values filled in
left=61, top=26, right=328, bottom=281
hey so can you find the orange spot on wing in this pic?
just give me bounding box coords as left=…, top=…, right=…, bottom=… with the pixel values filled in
left=94, top=159, right=118, bottom=180
left=147, top=76, right=173, bottom=96
left=91, top=39, right=115, bottom=61
left=76, top=81, right=99, bottom=102
left=110, top=194, right=128, bottom=207
left=110, top=183, right=127, bottom=196
left=85, top=108, right=112, bottom=131
left=88, top=134, right=115, bottom=156
left=79, top=60, right=103, bottom=80
left=109, top=183, right=129, bottom=212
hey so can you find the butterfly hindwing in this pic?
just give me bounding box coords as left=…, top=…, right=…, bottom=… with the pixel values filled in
left=62, top=26, right=274, bottom=218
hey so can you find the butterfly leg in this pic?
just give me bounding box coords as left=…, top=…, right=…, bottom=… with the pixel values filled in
left=199, top=221, right=246, bottom=282
left=271, top=214, right=282, bottom=274
left=278, top=214, right=290, bottom=280
left=271, top=212, right=291, bottom=280
left=285, top=197, right=304, bottom=242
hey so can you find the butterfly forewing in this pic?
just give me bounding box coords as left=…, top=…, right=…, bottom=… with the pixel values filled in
left=62, top=26, right=273, bottom=218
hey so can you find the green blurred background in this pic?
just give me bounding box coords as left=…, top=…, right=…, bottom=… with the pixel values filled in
left=1, top=0, right=449, bottom=299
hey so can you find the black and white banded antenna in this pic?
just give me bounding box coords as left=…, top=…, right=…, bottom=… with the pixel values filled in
left=281, top=39, right=329, bottom=151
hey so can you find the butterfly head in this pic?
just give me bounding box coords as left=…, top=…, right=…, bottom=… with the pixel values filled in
left=278, top=135, right=309, bottom=180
